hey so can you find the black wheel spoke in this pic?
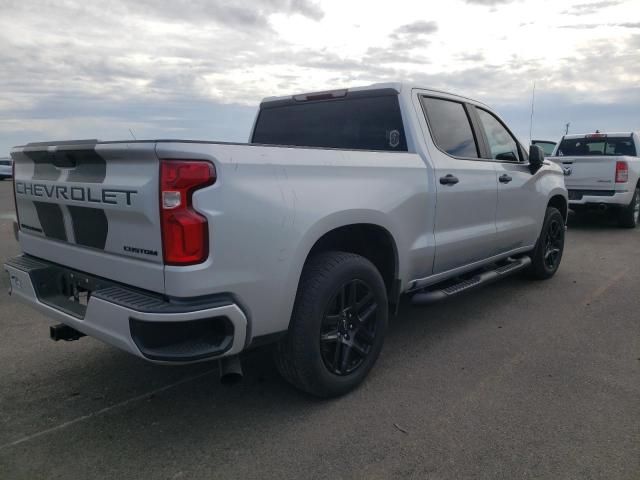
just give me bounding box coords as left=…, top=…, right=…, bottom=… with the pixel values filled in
left=339, top=343, right=352, bottom=373
left=544, top=247, right=560, bottom=260
left=356, top=327, right=375, bottom=344
left=321, top=329, right=339, bottom=343
left=354, top=291, right=374, bottom=314
left=320, top=278, right=379, bottom=376
left=358, top=302, right=377, bottom=324
left=332, top=340, right=343, bottom=371
left=352, top=339, right=368, bottom=357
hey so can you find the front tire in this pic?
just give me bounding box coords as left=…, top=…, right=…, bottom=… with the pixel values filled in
left=618, top=186, right=640, bottom=228
left=275, top=251, right=388, bottom=397
left=527, top=207, right=565, bottom=280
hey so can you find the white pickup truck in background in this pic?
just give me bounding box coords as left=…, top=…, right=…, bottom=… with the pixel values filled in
left=548, top=132, right=640, bottom=228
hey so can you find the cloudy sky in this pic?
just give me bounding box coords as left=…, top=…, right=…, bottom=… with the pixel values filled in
left=1, top=0, right=639, bottom=154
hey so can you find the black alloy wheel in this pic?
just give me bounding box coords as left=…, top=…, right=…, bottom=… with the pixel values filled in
left=527, top=206, right=565, bottom=280
left=320, top=279, right=378, bottom=376
left=543, top=217, right=563, bottom=271
left=274, top=251, right=388, bottom=397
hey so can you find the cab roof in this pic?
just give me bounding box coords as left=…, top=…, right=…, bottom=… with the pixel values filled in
left=260, top=82, right=490, bottom=109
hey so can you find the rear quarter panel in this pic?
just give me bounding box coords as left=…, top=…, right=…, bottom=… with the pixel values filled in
left=156, top=142, right=431, bottom=339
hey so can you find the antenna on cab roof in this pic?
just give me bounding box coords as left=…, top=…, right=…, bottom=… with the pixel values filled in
left=528, top=82, right=536, bottom=144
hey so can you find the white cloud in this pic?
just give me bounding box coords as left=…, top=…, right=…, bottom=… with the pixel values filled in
left=0, top=0, right=639, bottom=152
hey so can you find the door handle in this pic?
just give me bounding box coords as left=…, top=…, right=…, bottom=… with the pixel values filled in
left=499, top=174, right=513, bottom=184
left=439, top=174, right=459, bottom=186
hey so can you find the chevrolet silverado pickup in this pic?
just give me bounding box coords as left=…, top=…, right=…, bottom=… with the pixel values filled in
left=549, top=132, right=640, bottom=227
left=4, top=83, right=568, bottom=397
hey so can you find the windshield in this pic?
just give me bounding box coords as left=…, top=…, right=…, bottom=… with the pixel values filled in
left=557, top=137, right=636, bottom=157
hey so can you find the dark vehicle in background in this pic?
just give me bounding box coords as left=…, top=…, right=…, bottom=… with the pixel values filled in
left=532, top=140, right=557, bottom=157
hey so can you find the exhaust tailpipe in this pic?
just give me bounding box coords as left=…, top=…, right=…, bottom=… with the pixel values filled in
left=599, top=204, right=607, bottom=211
left=219, top=355, right=243, bottom=385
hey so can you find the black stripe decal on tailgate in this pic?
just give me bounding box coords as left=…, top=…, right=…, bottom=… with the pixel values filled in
left=67, top=206, right=108, bottom=249
left=22, top=146, right=106, bottom=183
left=23, top=150, right=61, bottom=181
left=33, top=202, right=67, bottom=241
left=64, top=149, right=106, bottom=183
left=21, top=145, right=109, bottom=249
left=65, top=149, right=107, bottom=249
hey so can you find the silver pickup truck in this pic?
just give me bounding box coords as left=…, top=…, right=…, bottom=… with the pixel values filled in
left=548, top=132, right=640, bottom=228
left=4, top=83, right=568, bottom=397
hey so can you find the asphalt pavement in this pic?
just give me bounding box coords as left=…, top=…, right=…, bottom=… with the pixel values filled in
left=0, top=179, right=638, bottom=479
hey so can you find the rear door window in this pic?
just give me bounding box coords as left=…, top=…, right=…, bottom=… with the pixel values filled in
left=421, top=97, right=479, bottom=158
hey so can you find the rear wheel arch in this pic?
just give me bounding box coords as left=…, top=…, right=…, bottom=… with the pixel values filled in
left=302, top=223, right=400, bottom=307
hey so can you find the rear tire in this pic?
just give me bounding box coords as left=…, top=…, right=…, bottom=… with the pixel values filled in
left=275, top=251, right=388, bottom=397
left=618, top=186, right=640, bottom=228
left=527, top=207, right=565, bottom=280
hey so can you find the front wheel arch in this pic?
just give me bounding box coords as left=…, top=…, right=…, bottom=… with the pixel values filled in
left=548, top=194, right=568, bottom=223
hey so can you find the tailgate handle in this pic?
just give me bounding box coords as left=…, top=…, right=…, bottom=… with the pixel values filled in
left=52, top=151, right=78, bottom=169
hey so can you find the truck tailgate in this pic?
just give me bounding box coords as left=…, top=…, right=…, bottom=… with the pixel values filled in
left=549, top=155, right=618, bottom=190
left=11, top=141, right=165, bottom=293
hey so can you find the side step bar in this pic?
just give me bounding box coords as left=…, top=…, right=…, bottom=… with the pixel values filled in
left=411, top=256, right=531, bottom=305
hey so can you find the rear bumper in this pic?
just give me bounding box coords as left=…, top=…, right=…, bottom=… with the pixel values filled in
left=568, top=189, right=633, bottom=206
left=4, top=255, right=248, bottom=364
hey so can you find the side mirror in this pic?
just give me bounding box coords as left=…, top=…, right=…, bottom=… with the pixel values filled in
left=529, top=144, right=545, bottom=174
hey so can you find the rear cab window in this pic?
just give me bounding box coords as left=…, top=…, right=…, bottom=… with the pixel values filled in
left=557, top=136, right=637, bottom=157
left=252, top=90, right=407, bottom=151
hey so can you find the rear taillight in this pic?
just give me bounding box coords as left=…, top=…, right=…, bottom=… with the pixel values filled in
left=160, top=160, right=216, bottom=265
left=615, top=161, right=628, bottom=183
